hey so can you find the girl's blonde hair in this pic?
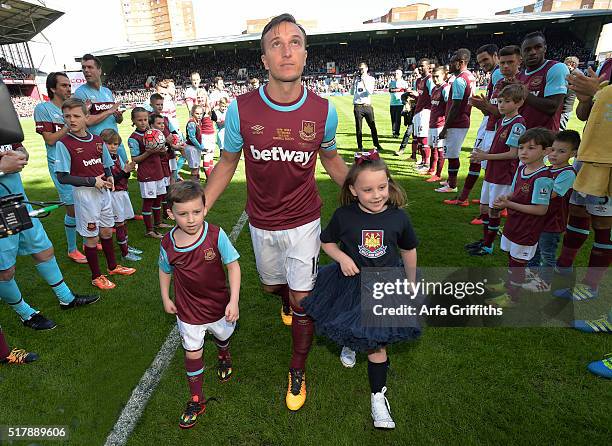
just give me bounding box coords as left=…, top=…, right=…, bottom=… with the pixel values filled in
left=340, top=153, right=406, bottom=207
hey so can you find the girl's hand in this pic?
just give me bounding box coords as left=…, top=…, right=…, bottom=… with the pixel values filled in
left=339, top=258, right=360, bottom=276
left=162, top=298, right=177, bottom=314
left=225, top=300, right=239, bottom=322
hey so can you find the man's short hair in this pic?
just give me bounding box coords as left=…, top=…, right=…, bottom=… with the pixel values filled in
left=150, top=93, right=164, bottom=102
left=190, top=72, right=200, bottom=77
left=476, top=44, right=498, bottom=57
left=555, top=129, right=581, bottom=151
left=359, top=61, right=368, bottom=69
left=61, top=98, right=88, bottom=115
left=260, top=13, right=307, bottom=54
left=499, top=83, right=527, bottom=103
left=418, top=58, right=430, bottom=65
left=455, top=49, right=471, bottom=63
left=166, top=180, right=206, bottom=209
left=81, top=53, right=102, bottom=69
left=46, top=72, right=69, bottom=100
left=518, top=127, right=555, bottom=148
left=499, top=45, right=522, bottom=57
left=522, top=31, right=546, bottom=45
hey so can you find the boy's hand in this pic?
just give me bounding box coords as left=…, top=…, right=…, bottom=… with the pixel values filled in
left=225, top=300, right=239, bottom=322
left=162, top=298, right=177, bottom=315
left=339, top=258, right=360, bottom=276
left=470, top=149, right=486, bottom=163
left=123, top=160, right=136, bottom=173
left=494, top=195, right=510, bottom=209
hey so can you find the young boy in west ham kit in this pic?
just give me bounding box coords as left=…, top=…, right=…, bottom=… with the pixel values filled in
left=466, top=83, right=527, bottom=256
left=524, top=130, right=579, bottom=292
left=486, top=128, right=555, bottom=308
left=128, top=107, right=168, bottom=239
left=55, top=98, right=136, bottom=290
left=159, top=181, right=240, bottom=429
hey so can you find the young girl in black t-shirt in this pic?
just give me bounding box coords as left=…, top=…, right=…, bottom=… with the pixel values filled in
left=302, top=150, right=420, bottom=429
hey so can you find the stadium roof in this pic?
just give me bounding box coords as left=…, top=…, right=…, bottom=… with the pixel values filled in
left=0, top=0, right=63, bottom=45
left=93, top=8, right=612, bottom=58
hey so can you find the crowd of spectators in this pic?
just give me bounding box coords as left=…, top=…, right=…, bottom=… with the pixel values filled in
left=11, top=96, right=39, bottom=117
left=104, top=30, right=594, bottom=92
left=7, top=29, right=597, bottom=117
left=0, top=57, right=29, bottom=80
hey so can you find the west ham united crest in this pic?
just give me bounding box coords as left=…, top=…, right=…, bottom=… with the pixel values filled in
left=358, top=230, right=387, bottom=258
left=299, top=120, right=316, bottom=141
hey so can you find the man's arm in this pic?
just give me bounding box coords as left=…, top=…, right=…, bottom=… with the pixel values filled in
left=40, top=127, right=69, bottom=146
left=319, top=149, right=348, bottom=186
left=523, top=62, right=569, bottom=116
left=204, top=150, right=240, bottom=210
left=85, top=103, right=119, bottom=127
left=523, top=93, right=564, bottom=116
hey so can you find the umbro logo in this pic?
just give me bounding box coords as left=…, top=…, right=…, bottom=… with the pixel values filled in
left=251, top=124, right=264, bottom=135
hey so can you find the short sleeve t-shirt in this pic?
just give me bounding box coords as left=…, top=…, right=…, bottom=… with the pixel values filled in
left=159, top=222, right=240, bottom=325
left=320, top=203, right=418, bottom=267
left=224, top=85, right=338, bottom=231
left=33, top=101, right=65, bottom=166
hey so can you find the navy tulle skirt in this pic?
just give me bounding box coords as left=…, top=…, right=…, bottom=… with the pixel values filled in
left=302, top=263, right=421, bottom=353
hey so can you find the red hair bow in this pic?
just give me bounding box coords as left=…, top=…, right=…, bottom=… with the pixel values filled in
left=354, top=149, right=380, bottom=164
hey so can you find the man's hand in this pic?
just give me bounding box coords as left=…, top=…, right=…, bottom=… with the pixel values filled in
left=94, top=174, right=109, bottom=190
left=0, top=150, right=28, bottom=173
left=568, top=67, right=604, bottom=102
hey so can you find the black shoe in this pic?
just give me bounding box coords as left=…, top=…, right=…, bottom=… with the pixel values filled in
left=464, top=240, right=484, bottom=250
left=60, top=294, right=100, bottom=310
left=179, top=397, right=206, bottom=429
left=375, top=145, right=384, bottom=152
left=22, top=313, right=57, bottom=331
left=469, top=246, right=493, bottom=256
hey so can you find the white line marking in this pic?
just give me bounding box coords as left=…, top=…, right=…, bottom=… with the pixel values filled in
left=104, top=210, right=249, bottom=446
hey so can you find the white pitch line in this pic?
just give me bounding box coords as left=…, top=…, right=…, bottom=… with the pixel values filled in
left=104, top=210, right=249, bottom=446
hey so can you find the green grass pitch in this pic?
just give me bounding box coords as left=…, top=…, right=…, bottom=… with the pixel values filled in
left=0, top=94, right=610, bottom=445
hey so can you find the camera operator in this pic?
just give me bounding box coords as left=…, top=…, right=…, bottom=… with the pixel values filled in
left=351, top=62, right=383, bottom=151
left=0, top=143, right=98, bottom=330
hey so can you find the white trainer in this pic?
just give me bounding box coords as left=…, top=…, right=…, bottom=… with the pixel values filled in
left=371, top=386, right=395, bottom=429
left=339, top=346, right=356, bottom=368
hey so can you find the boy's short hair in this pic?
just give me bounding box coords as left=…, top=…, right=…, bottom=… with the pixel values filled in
left=218, top=97, right=229, bottom=106
left=499, top=45, right=521, bottom=57
left=499, top=83, right=527, bottom=103
left=150, top=93, right=164, bottom=102
left=148, top=113, right=164, bottom=125
left=61, top=98, right=88, bottom=115
left=518, top=127, right=555, bottom=148
left=555, top=129, right=581, bottom=151
left=166, top=181, right=206, bottom=209
left=100, top=128, right=121, bottom=145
